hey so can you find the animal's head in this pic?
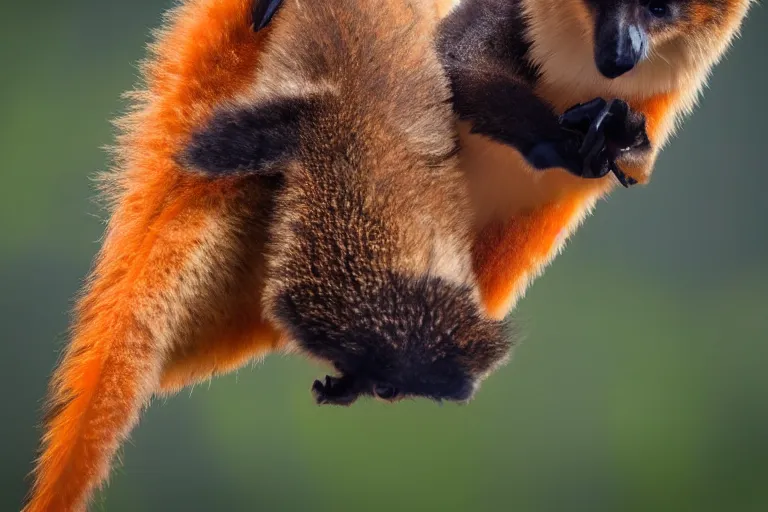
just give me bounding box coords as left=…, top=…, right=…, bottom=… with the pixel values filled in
left=579, top=0, right=754, bottom=78
left=524, top=0, right=753, bottom=91
left=275, top=273, right=511, bottom=406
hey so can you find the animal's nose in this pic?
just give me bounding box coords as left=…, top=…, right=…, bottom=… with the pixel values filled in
left=596, top=53, right=638, bottom=79
left=594, top=14, right=647, bottom=79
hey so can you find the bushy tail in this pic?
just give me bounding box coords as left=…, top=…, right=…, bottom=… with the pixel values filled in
left=23, top=187, right=203, bottom=511
left=23, top=283, right=161, bottom=512
left=25, top=0, right=282, bottom=507
left=24, top=182, right=247, bottom=511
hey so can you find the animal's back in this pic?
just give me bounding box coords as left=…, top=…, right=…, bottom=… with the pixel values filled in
left=25, top=1, right=479, bottom=510
left=258, top=0, right=474, bottom=295
left=211, top=0, right=511, bottom=406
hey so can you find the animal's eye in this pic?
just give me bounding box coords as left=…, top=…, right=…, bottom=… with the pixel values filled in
left=647, top=1, right=670, bottom=18
left=373, top=383, right=399, bottom=400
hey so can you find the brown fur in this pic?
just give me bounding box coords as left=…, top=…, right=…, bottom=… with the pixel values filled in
left=250, top=1, right=509, bottom=405
left=26, top=1, right=500, bottom=510
left=29, top=0, right=753, bottom=507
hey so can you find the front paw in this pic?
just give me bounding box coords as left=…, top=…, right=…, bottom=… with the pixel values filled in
left=599, top=99, right=650, bottom=156
left=526, top=129, right=610, bottom=180
left=595, top=100, right=649, bottom=187
left=533, top=98, right=650, bottom=186
left=525, top=98, right=614, bottom=179
left=566, top=99, right=649, bottom=160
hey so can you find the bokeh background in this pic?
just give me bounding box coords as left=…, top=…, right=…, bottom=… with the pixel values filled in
left=2, top=1, right=766, bottom=511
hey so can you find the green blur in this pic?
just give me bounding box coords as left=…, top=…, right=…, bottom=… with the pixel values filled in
left=1, top=1, right=766, bottom=510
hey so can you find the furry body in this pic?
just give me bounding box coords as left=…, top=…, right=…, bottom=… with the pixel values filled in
left=26, top=0, right=753, bottom=509
left=25, top=1, right=502, bottom=510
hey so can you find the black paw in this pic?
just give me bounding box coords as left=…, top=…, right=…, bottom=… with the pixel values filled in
left=527, top=98, right=649, bottom=188
left=311, top=375, right=360, bottom=406
left=565, top=98, right=615, bottom=179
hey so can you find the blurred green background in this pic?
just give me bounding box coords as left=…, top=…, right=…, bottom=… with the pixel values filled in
left=1, top=1, right=766, bottom=511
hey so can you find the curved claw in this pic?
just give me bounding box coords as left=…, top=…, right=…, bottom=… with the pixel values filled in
left=580, top=99, right=614, bottom=157
left=581, top=131, right=608, bottom=178
left=253, top=0, right=284, bottom=31
left=560, top=98, right=608, bottom=132
left=611, top=161, right=638, bottom=188
left=312, top=379, right=329, bottom=404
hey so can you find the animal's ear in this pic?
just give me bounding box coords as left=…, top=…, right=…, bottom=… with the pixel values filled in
left=181, top=97, right=315, bottom=176
left=253, top=0, right=284, bottom=31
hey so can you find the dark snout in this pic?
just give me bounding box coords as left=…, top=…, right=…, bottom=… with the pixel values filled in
left=312, top=374, right=362, bottom=406
left=594, top=9, right=647, bottom=79
left=446, top=378, right=476, bottom=403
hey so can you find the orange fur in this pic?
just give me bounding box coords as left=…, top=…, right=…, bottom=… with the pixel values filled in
left=28, top=1, right=466, bottom=507
left=689, top=5, right=717, bottom=25
left=25, top=1, right=283, bottom=510
left=474, top=188, right=600, bottom=319
left=631, top=93, right=679, bottom=139
left=621, top=92, right=680, bottom=183
left=466, top=0, right=752, bottom=321
left=473, top=92, right=677, bottom=319
left=27, top=0, right=752, bottom=508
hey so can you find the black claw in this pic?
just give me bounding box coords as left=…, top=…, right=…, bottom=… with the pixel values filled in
left=582, top=132, right=609, bottom=178
left=612, top=164, right=638, bottom=188
left=560, top=98, right=608, bottom=132
left=580, top=99, right=614, bottom=158
left=253, top=0, right=284, bottom=32
left=311, top=379, right=327, bottom=404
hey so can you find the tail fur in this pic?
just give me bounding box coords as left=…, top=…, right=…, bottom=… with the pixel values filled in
left=25, top=1, right=280, bottom=509
left=24, top=265, right=163, bottom=511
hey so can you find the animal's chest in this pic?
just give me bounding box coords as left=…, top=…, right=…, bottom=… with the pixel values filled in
left=458, top=78, right=614, bottom=227
left=536, top=79, right=618, bottom=114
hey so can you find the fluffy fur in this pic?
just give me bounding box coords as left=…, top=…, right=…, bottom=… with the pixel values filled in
left=183, top=0, right=511, bottom=404
left=25, top=1, right=498, bottom=510
left=440, top=0, right=754, bottom=318
left=25, top=1, right=286, bottom=510
left=27, top=0, right=753, bottom=509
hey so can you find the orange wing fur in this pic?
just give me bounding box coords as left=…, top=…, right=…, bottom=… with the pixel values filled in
left=25, top=1, right=283, bottom=510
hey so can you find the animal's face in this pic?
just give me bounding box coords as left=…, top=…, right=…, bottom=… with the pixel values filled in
left=573, top=0, right=752, bottom=78
left=275, top=274, right=510, bottom=406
